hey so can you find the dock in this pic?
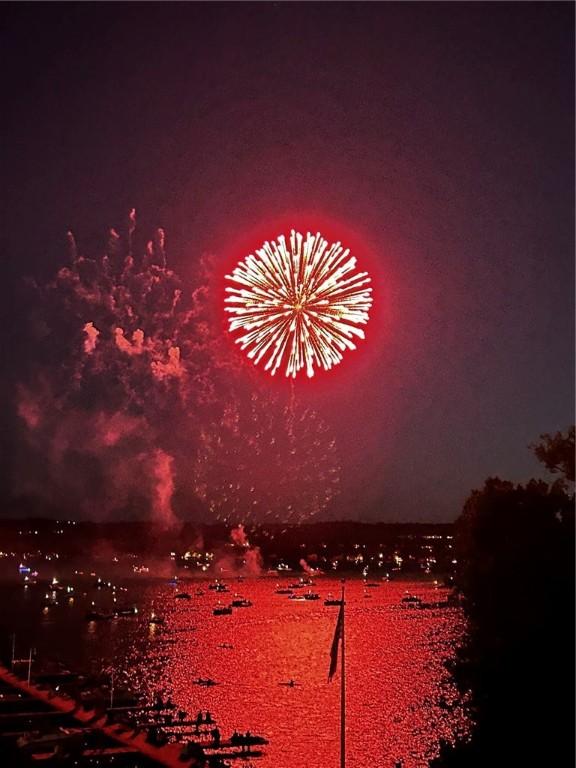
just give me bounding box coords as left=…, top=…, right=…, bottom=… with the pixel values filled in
left=0, top=663, right=198, bottom=766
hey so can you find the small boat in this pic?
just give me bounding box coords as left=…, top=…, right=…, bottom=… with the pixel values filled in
left=304, top=592, right=320, bottom=601
left=209, top=581, right=229, bottom=593
left=275, top=587, right=293, bottom=595
left=85, top=610, right=112, bottom=621
left=149, top=614, right=165, bottom=625
left=175, top=592, right=191, bottom=599
left=113, top=606, right=138, bottom=617
left=401, top=594, right=422, bottom=607
left=288, top=594, right=306, bottom=601
left=230, top=597, right=252, bottom=608
left=218, top=643, right=234, bottom=649
left=229, top=733, right=269, bottom=746
left=278, top=679, right=299, bottom=687
left=324, top=597, right=343, bottom=606
left=213, top=605, right=233, bottom=616
left=364, top=582, right=381, bottom=588
left=194, top=678, right=218, bottom=686
left=289, top=577, right=314, bottom=589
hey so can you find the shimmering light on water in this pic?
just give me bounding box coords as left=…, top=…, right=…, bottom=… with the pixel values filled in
left=1, top=578, right=466, bottom=767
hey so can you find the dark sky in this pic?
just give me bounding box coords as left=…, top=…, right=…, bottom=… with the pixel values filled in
left=1, top=2, right=574, bottom=522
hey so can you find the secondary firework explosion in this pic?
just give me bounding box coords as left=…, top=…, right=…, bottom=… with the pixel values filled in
left=225, top=231, right=373, bottom=378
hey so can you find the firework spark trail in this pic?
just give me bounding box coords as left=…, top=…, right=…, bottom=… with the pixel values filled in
left=225, top=230, right=373, bottom=378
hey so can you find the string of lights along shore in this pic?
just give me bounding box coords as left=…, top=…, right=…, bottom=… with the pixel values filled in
left=225, top=230, right=373, bottom=378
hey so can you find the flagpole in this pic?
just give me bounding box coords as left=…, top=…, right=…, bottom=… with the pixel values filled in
left=340, top=581, right=345, bottom=768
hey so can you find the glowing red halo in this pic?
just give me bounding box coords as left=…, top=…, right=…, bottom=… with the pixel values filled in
left=224, top=230, right=373, bottom=379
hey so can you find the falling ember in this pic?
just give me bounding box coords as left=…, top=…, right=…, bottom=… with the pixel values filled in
left=225, top=230, right=373, bottom=378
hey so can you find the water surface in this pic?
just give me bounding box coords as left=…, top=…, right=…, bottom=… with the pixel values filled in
left=1, top=577, right=466, bottom=767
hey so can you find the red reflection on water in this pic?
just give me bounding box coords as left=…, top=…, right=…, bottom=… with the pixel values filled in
left=127, top=578, right=466, bottom=768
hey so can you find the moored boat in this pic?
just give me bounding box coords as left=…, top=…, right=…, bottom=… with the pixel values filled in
left=401, top=594, right=422, bottom=607
left=230, top=597, right=252, bottom=608
left=324, top=596, right=343, bottom=606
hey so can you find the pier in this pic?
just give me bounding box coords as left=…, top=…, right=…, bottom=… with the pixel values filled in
left=0, top=663, right=197, bottom=766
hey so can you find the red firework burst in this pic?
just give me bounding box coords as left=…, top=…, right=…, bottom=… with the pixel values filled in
left=224, top=230, right=373, bottom=378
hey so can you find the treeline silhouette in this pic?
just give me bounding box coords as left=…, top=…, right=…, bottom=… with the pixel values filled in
left=431, top=427, right=575, bottom=766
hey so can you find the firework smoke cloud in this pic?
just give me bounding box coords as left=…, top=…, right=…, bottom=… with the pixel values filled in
left=15, top=212, right=340, bottom=525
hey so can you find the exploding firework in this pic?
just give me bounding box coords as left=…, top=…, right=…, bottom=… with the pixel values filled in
left=194, top=392, right=340, bottom=523
left=225, top=230, right=373, bottom=378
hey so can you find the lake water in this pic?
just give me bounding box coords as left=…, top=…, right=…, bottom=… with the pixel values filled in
left=0, top=576, right=467, bottom=767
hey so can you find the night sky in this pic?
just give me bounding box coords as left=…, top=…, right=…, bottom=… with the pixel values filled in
left=1, top=2, right=574, bottom=522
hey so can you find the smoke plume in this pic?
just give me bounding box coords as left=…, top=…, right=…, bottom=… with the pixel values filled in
left=13, top=212, right=340, bottom=526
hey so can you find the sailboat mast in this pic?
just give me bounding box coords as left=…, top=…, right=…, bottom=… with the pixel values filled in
left=341, top=582, right=346, bottom=768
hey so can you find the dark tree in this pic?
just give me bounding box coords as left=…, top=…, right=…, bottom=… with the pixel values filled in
left=531, top=426, right=575, bottom=484
left=432, top=430, right=574, bottom=767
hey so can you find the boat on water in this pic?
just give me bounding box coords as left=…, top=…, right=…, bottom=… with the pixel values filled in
left=401, top=594, right=422, bottom=607
left=213, top=605, right=233, bottom=616
left=209, top=581, right=229, bottom=593
left=149, top=614, right=165, bottom=625
left=275, top=587, right=293, bottom=595
left=324, top=596, right=343, bottom=606
left=85, top=610, right=113, bottom=621
left=364, top=582, right=381, bottom=587
left=288, top=594, right=306, bottom=601
left=289, top=577, right=314, bottom=589
left=175, top=592, right=191, bottom=599
left=278, top=679, right=299, bottom=687
left=303, top=592, right=320, bottom=601
left=180, top=729, right=269, bottom=759
left=230, top=597, right=252, bottom=608
left=193, top=678, right=218, bottom=686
